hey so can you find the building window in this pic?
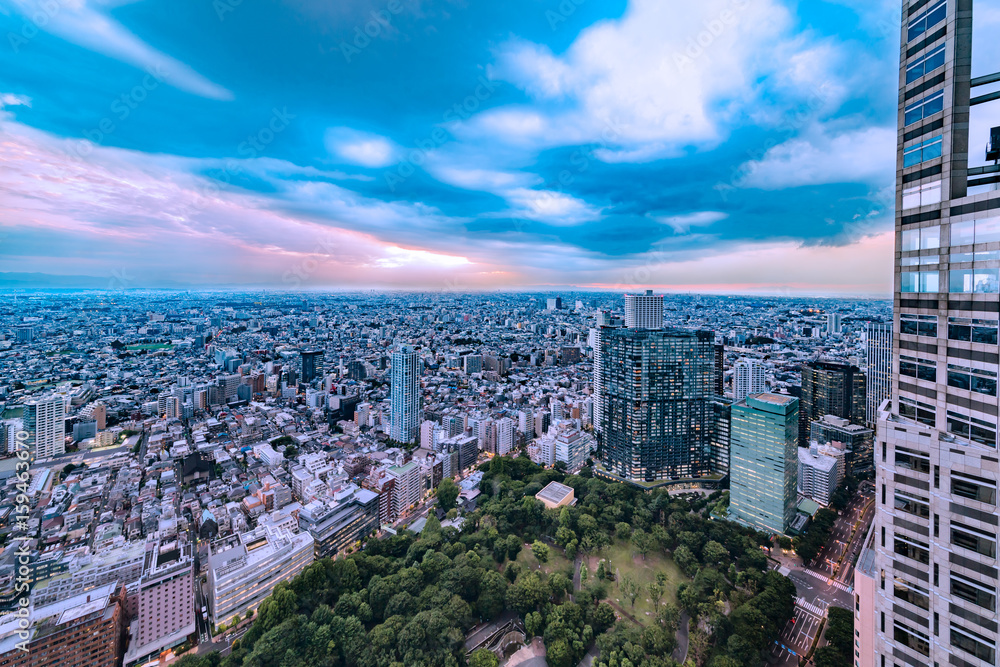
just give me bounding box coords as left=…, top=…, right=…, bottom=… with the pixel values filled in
left=949, top=268, right=1000, bottom=294
left=894, top=577, right=930, bottom=610
left=951, top=216, right=1000, bottom=246
left=900, top=355, right=937, bottom=382
left=894, top=491, right=930, bottom=519
left=950, top=625, right=996, bottom=664
left=895, top=447, right=930, bottom=473
left=906, top=45, right=946, bottom=83
left=907, top=1, right=946, bottom=42
left=951, top=472, right=997, bottom=504
left=894, top=535, right=930, bottom=564
left=901, top=271, right=939, bottom=293
left=904, top=136, right=943, bottom=167
left=946, top=364, right=998, bottom=396
left=948, top=318, right=999, bottom=344
left=951, top=573, right=997, bottom=611
left=900, top=313, right=938, bottom=337
left=904, top=92, right=945, bottom=127
left=894, top=621, right=931, bottom=656
left=946, top=411, right=997, bottom=448
left=901, top=225, right=940, bottom=251
left=951, top=522, right=997, bottom=558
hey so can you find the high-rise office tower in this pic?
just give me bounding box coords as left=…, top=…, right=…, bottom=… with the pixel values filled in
left=23, top=394, right=65, bottom=459
left=714, top=342, right=725, bottom=395
left=859, top=5, right=1000, bottom=667
left=799, top=360, right=866, bottom=445
left=591, top=310, right=622, bottom=434
left=729, top=393, right=799, bottom=534
left=866, top=322, right=894, bottom=429
left=828, top=312, right=843, bottom=335
left=300, top=350, right=323, bottom=383
left=734, top=358, right=767, bottom=402
left=389, top=344, right=421, bottom=444
left=597, top=326, right=716, bottom=482
left=623, top=289, right=664, bottom=329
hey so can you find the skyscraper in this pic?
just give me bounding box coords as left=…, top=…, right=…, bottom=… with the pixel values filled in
left=729, top=393, right=799, bottom=534
left=799, top=360, right=866, bottom=445
left=623, top=289, right=664, bottom=329
left=733, top=358, right=766, bottom=402
left=23, top=394, right=65, bottom=459
left=597, top=326, right=716, bottom=482
left=865, top=322, right=893, bottom=428
left=860, top=5, right=1000, bottom=667
left=590, top=310, right=621, bottom=434
left=300, top=350, right=323, bottom=383
left=389, top=344, right=421, bottom=444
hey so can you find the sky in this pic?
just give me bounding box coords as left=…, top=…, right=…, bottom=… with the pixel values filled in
left=0, top=0, right=907, bottom=294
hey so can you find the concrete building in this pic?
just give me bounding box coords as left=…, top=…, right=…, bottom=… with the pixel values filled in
left=810, top=414, right=874, bottom=476
left=733, top=358, right=766, bottom=402
left=207, top=525, right=314, bottom=628
left=729, top=393, right=799, bottom=534
left=865, top=322, right=893, bottom=428
left=298, top=485, right=379, bottom=559
left=387, top=460, right=420, bottom=514
left=0, top=582, right=126, bottom=667
left=799, top=360, right=866, bottom=445
left=623, top=289, right=663, bottom=329
left=535, top=481, right=575, bottom=510
left=865, top=5, right=1000, bottom=667
left=124, top=540, right=196, bottom=666
left=798, top=444, right=840, bottom=506
left=23, top=394, right=65, bottom=459
left=390, top=345, right=421, bottom=444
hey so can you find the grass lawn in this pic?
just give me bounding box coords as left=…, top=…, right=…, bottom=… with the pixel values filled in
left=126, top=342, right=172, bottom=351
left=585, top=540, right=688, bottom=625
left=516, top=542, right=574, bottom=578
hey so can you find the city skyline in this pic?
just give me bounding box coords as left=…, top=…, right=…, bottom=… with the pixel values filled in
left=4, top=0, right=982, bottom=294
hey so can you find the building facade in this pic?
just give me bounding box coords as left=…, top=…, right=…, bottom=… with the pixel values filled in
left=623, top=289, right=664, bottom=329
left=390, top=345, right=421, bottom=444
left=734, top=358, right=766, bottom=402
left=597, top=325, right=716, bottom=482
left=23, top=394, right=65, bottom=459
left=866, top=322, right=894, bottom=428
left=124, top=540, right=195, bottom=666
left=863, top=4, right=1000, bottom=667
left=729, top=393, right=799, bottom=534
left=799, top=360, right=866, bottom=445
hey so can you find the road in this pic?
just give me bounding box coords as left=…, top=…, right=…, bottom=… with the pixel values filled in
left=768, top=603, right=825, bottom=667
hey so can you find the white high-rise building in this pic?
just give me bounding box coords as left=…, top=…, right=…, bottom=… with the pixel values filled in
left=859, top=6, right=1000, bottom=667
left=733, top=358, right=766, bottom=402
left=497, top=417, right=516, bottom=456
left=865, top=322, right=892, bottom=428
left=827, top=312, right=843, bottom=335
left=23, top=394, right=65, bottom=459
left=623, top=290, right=663, bottom=329
left=389, top=344, right=421, bottom=444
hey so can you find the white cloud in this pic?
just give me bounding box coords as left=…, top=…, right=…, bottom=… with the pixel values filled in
left=325, top=127, right=400, bottom=168
left=737, top=125, right=896, bottom=189
left=0, top=93, right=31, bottom=109
left=465, top=0, right=806, bottom=160
left=649, top=211, right=727, bottom=234
left=7, top=1, right=232, bottom=100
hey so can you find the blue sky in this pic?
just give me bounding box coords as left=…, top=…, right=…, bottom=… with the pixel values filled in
left=0, top=0, right=905, bottom=293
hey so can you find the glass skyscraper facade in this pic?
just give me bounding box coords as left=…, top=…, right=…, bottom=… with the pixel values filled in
left=861, top=3, right=1000, bottom=667
left=390, top=344, right=421, bottom=444
left=729, top=393, right=800, bottom=535
left=597, top=327, right=715, bottom=482
left=799, top=360, right=866, bottom=445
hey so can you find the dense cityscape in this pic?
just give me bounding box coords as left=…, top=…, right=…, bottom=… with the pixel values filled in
left=1, top=1, right=999, bottom=667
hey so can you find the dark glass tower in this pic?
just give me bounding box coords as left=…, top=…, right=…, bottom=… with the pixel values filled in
left=597, top=327, right=715, bottom=482
left=799, top=360, right=866, bottom=445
